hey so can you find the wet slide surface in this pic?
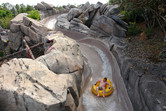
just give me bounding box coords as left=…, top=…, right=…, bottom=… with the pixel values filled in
left=42, top=15, right=133, bottom=111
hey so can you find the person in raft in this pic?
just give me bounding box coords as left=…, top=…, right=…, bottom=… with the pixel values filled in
left=96, top=77, right=111, bottom=97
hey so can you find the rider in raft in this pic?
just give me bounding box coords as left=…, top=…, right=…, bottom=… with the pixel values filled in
left=96, top=77, right=111, bottom=97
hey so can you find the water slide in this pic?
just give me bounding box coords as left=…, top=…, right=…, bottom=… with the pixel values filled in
left=41, top=15, right=133, bottom=111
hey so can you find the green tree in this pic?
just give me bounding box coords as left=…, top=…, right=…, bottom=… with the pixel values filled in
left=15, top=4, right=20, bottom=13
left=26, top=5, right=34, bottom=12
left=11, top=7, right=16, bottom=16
left=20, top=4, right=26, bottom=13
left=1, top=3, right=13, bottom=10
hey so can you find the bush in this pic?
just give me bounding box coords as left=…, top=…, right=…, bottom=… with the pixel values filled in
left=27, top=10, right=40, bottom=20
left=0, top=16, right=13, bottom=29
left=55, top=6, right=63, bottom=10
left=144, top=27, right=154, bottom=37
left=109, top=0, right=118, bottom=4
left=127, top=22, right=142, bottom=36
left=120, top=0, right=166, bottom=39
left=0, top=10, right=11, bottom=18
left=120, top=9, right=144, bottom=23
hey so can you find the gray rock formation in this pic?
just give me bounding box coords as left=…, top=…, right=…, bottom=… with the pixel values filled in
left=34, top=2, right=71, bottom=20
left=0, top=58, right=79, bottom=111
left=10, top=13, right=27, bottom=24
left=9, top=13, right=51, bottom=52
left=111, top=15, right=127, bottom=29
left=56, top=3, right=127, bottom=37
left=109, top=36, right=166, bottom=111
left=0, top=30, right=84, bottom=111
left=37, top=31, right=83, bottom=74
left=56, top=14, right=70, bottom=29
left=105, top=4, right=120, bottom=17
left=37, top=31, right=84, bottom=93
left=34, top=3, right=47, bottom=11
left=10, top=23, right=20, bottom=33
left=81, top=2, right=91, bottom=11
left=70, top=18, right=90, bottom=34
left=90, top=15, right=126, bottom=37
left=8, top=31, right=23, bottom=51
left=41, top=1, right=54, bottom=10
left=67, top=8, right=82, bottom=21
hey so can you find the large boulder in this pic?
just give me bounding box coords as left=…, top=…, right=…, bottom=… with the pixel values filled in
left=90, top=15, right=126, bottom=37
left=22, top=16, right=51, bottom=42
left=105, top=4, right=120, bottom=17
left=0, top=58, right=79, bottom=111
left=34, top=2, right=72, bottom=20
left=28, top=28, right=39, bottom=43
left=37, top=31, right=83, bottom=74
left=34, top=3, right=46, bottom=11
left=41, top=2, right=54, bottom=10
left=10, top=13, right=27, bottom=25
left=20, top=23, right=29, bottom=36
left=99, top=3, right=110, bottom=15
left=39, top=10, right=49, bottom=20
left=67, top=8, right=82, bottom=21
left=10, top=23, right=20, bottom=33
left=70, top=18, right=90, bottom=34
left=8, top=31, right=23, bottom=51
left=81, top=2, right=91, bottom=11
left=23, top=16, right=50, bottom=35
left=56, top=14, right=70, bottom=30
left=78, top=3, right=101, bottom=26
left=37, top=31, right=84, bottom=93
left=111, top=15, right=127, bottom=29
left=94, top=2, right=103, bottom=9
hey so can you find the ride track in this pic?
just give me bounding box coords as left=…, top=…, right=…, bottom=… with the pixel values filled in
left=41, top=15, right=133, bottom=111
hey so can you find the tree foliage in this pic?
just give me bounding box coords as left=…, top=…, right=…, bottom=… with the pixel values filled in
left=0, top=3, right=36, bottom=29
left=120, top=0, right=166, bottom=40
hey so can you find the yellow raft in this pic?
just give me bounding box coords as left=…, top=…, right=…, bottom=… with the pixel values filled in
left=91, top=78, right=114, bottom=97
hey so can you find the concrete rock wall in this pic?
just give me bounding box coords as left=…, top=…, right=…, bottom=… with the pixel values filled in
left=56, top=2, right=127, bottom=38
left=109, top=36, right=166, bottom=111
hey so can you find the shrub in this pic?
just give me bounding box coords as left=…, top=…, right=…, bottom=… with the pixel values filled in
left=127, top=22, right=142, bottom=36
left=0, top=16, right=13, bottom=29
left=0, top=10, right=12, bottom=18
left=120, top=0, right=166, bottom=39
left=120, top=9, right=144, bottom=23
left=109, top=0, right=118, bottom=4
left=55, top=6, right=62, bottom=10
left=27, top=10, right=40, bottom=20
left=144, top=27, right=154, bottom=38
